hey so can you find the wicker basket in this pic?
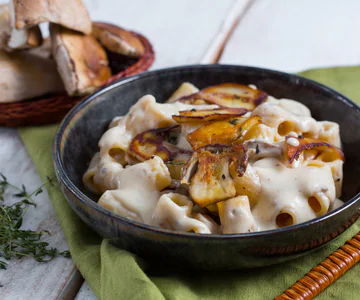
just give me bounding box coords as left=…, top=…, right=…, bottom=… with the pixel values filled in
left=0, top=30, right=154, bottom=127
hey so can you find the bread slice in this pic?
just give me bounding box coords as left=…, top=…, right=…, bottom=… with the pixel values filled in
left=92, top=22, right=144, bottom=58
left=50, top=24, right=111, bottom=96
left=0, top=45, right=64, bottom=103
left=10, top=0, right=91, bottom=34
left=0, top=4, right=42, bottom=51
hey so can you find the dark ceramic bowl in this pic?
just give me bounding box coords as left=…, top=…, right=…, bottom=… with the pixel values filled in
left=53, top=65, right=360, bottom=270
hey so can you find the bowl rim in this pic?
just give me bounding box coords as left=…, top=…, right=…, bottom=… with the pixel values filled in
left=53, top=64, right=360, bottom=240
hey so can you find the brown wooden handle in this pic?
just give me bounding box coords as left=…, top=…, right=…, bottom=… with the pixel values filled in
left=275, top=232, right=360, bottom=300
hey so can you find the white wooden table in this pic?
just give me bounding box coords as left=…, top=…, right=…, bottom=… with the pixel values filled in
left=1, top=0, right=360, bottom=299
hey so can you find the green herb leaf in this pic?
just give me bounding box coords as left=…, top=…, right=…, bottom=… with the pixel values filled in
left=0, top=173, right=7, bottom=182
left=0, top=175, right=70, bottom=270
left=34, top=189, right=43, bottom=196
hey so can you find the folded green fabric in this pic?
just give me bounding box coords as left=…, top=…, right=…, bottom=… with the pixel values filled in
left=19, top=66, right=360, bottom=300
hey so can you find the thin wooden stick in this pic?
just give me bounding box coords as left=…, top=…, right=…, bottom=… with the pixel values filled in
left=275, top=232, right=360, bottom=300
left=200, top=0, right=254, bottom=64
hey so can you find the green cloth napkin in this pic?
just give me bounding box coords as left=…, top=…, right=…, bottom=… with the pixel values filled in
left=19, top=66, right=360, bottom=300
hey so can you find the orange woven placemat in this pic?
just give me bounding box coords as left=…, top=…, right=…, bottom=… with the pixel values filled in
left=0, top=30, right=154, bottom=127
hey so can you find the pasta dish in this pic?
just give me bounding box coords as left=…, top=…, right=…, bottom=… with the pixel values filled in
left=83, top=82, right=344, bottom=234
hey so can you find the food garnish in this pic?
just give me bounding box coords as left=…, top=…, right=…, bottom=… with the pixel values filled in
left=0, top=174, right=70, bottom=270
left=286, top=136, right=344, bottom=163
left=128, top=125, right=191, bottom=162
left=181, top=144, right=248, bottom=207
left=172, top=107, right=248, bottom=123
left=178, top=83, right=267, bottom=109
left=187, top=115, right=262, bottom=150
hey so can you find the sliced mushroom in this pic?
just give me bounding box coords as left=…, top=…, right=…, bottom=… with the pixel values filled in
left=172, top=107, right=248, bottom=123
left=7, top=26, right=42, bottom=50
left=286, top=136, right=344, bottom=163
left=92, top=22, right=145, bottom=58
left=177, top=92, right=212, bottom=105
left=50, top=24, right=111, bottom=96
left=0, top=4, right=42, bottom=51
left=129, top=126, right=187, bottom=161
left=10, top=0, right=92, bottom=34
left=128, top=126, right=192, bottom=179
left=0, top=47, right=64, bottom=103
left=177, top=83, right=267, bottom=109
left=181, top=144, right=248, bottom=207
left=187, top=115, right=262, bottom=150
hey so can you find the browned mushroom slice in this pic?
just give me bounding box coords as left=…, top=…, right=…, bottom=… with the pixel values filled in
left=177, top=83, right=267, bottom=109
left=180, top=152, right=199, bottom=186
left=92, top=22, right=145, bottom=58
left=201, top=83, right=268, bottom=109
left=129, top=125, right=185, bottom=161
left=172, top=107, right=248, bottom=123
left=50, top=24, right=111, bottom=96
left=181, top=144, right=248, bottom=207
left=177, top=92, right=214, bottom=105
left=10, top=0, right=92, bottom=34
left=0, top=4, right=43, bottom=51
left=187, top=116, right=262, bottom=150
left=286, top=136, right=344, bottom=163
left=128, top=126, right=192, bottom=179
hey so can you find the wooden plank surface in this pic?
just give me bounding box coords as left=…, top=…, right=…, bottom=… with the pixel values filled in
left=74, top=281, right=95, bottom=300
left=0, top=128, right=78, bottom=300
left=220, top=0, right=360, bottom=72
left=0, top=0, right=243, bottom=299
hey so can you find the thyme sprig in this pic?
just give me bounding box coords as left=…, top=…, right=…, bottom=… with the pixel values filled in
left=0, top=173, right=70, bottom=270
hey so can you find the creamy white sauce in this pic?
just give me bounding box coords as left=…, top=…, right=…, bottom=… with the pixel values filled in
left=98, top=156, right=171, bottom=224
left=251, top=157, right=335, bottom=231
left=252, top=100, right=320, bottom=141
left=318, top=121, right=341, bottom=147
left=153, top=193, right=219, bottom=233
left=278, top=99, right=311, bottom=117
left=218, top=196, right=256, bottom=233
left=84, top=83, right=344, bottom=234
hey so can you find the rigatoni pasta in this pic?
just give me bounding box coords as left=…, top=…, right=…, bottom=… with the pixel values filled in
left=83, top=82, right=344, bottom=234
